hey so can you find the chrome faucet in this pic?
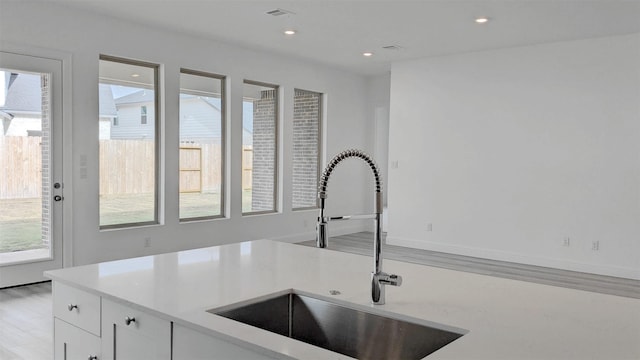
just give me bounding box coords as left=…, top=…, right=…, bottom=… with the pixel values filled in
left=316, top=149, right=402, bottom=305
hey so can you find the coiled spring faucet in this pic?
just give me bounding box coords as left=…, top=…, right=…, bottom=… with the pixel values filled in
left=316, top=149, right=402, bottom=305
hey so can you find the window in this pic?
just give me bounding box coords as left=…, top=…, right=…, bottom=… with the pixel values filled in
left=292, top=89, right=322, bottom=209
left=98, top=55, right=159, bottom=228
left=242, top=81, right=278, bottom=214
left=179, top=69, right=225, bottom=220
left=141, top=105, right=147, bottom=124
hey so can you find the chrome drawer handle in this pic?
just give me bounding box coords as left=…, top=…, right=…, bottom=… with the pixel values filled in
left=124, top=316, right=136, bottom=326
left=67, top=304, right=78, bottom=311
left=88, top=355, right=98, bottom=360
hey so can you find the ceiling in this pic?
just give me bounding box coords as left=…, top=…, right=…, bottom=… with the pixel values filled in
left=48, top=0, right=640, bottom=75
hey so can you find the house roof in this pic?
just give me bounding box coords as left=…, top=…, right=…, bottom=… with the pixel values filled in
left=1, top=73, right=41, bottom=112
left=179, top=93, right=221, bottom=112
left=99, top=84, right=117, bottom=117
left=114, top=89, right=155, bottom=105
left=1, top=74, right=118, bottom=117
left=201, top=97, right=221, bottom=111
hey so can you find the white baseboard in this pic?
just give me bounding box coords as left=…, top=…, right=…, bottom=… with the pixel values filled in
left=387, top=235, right=640, bottom=280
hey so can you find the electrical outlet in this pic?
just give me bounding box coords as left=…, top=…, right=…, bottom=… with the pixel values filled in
left=591, top=241, right=599, bottom=251
left=562, top=237, right=571, bottom=247
left=144, top=237, right=151, bottom=248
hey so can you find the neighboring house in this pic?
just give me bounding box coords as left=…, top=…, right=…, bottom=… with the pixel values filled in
left=0, top=72, right=42, bottom=137
left=110, top=90, right=156, bottom=140
left=98, top=84, right=117, bottom=140
left=1, top=72, right=117, bottom=139
left=177, top=94, right=223, bottom=144
left=110, top=88, right=253, bottom=146
left=2, top=76, right=252, bottom=145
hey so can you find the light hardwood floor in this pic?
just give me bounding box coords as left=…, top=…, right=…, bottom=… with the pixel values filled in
left=0, top=281, right=52, bottom=360
left=298, top=232, right=640, bottom=299
left=1, top=232, right=638, bottom=360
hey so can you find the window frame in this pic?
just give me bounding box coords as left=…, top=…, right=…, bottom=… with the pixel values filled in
left=242, top=79, right=279, bottom=216
left=178, top=68, right=227, bottom=222
left=98, top=54, right=161, bottom=230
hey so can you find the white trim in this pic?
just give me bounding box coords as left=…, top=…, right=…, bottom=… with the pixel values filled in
left=387, top=235, right=640, bottom=280
left=0, top=42, right=74, bottom=278
left=3, top=43, right=74, bottom=268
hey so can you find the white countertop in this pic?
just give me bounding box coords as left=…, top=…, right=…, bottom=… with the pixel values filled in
left=46, top=240, right=640, bottom=359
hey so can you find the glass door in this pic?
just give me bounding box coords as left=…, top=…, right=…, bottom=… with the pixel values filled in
left=0, top=51, right=64, bottom=288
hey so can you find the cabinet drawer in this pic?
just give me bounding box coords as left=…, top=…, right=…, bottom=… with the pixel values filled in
left=54, top=318, right=101, bottom=360
left=173, top=324, right=277, bottom=360
left=53, top=282, right=101, bottom=336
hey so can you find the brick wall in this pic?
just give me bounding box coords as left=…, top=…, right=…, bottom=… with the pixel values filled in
left=250, top=89, right=277, bottom=212
left=40, top=74, right=50, bottom=248
left=292, top=89, right=320, bottom=209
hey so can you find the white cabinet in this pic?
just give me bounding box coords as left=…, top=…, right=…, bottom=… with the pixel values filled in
left=54, top=318, right=101, bottom=360
left=53, top=282, right=101, bottom=336
left=173, top=324, right=277, bottom=360
left=51, top=281, right=274, bottom=360
left=101, top=298, right=171, bottom=360
left=52, top=282, right=102, bottom=360
left=52, top=282, right=170, bottom=360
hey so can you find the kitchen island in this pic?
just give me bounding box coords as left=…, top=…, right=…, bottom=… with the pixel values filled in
left=45, top=239, right=640, bottom=359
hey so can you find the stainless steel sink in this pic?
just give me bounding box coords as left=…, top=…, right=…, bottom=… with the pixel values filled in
left=208, top=291, right=467, bottom=359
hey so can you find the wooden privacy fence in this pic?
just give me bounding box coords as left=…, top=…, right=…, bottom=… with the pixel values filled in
left=179, top=143, right=225, bottom=193
left=242, top=146, right=253, bottom=190
left=0, top=136, right=42, bottom=199
left=100, top=140, right=250, bottom=195
left=2, top=138, right=251, bottom=199
left=99, top=140, right=156, bottom=195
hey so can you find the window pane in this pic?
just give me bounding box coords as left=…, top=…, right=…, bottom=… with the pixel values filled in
left=98, top=57, right=158, bottom=228
left=0, top=69, right=53, bottom=263
left=179, top=70, right=225, bottom=220
left=292, top=89, right=321, bottom=209
left=242, top=81, right=278, bottom=214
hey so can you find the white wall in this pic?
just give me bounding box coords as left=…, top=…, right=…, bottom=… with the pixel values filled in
left=1, top=2, right=373, bottom=265
left=366, top=73, right=391, bottom=206
left=388, top=34, right=640, bottom=279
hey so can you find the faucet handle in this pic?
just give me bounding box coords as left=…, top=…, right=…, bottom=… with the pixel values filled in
left=378, top=272, right=402, bottom=287
left=388, top=274, right=403, bottom=287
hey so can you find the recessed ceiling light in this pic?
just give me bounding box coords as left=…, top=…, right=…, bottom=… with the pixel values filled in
left=131, top=73, right=140, bottom=78
left=363, top=52, right=374, bottom=57
left=475, top=17, right=490, bottom=24
left=284, top=30, right=296, bottom=35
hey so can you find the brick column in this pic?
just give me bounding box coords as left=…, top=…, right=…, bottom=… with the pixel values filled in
left=251, top=90, right=277, bottom=211
left=40, top=73, right=51, bottom=249
left=292, top=89, right=320, bottom=209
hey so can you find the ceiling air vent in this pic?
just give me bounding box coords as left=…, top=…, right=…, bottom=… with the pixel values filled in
left=266, top=8, right=295, bottom=16
left=382, top=45, right=403, bottom=51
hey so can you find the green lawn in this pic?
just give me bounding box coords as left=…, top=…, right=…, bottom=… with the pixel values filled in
left=1, top=190, right=257, bottom=253
left=0, top=220, right=43, bottom=253
left=0, top=198, right=45, bottom=253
